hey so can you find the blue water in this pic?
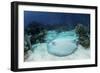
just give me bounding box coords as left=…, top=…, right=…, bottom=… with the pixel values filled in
left=24, top=11, right=90, bottom=30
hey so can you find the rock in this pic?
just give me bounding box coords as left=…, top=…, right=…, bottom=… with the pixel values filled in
left=75, top=24, right=90, bottom=48
left=24, top=50, right=33, bottom=61
left=79, top=36, right=90, bottom=48
left=24, top=34, right=32, bottom=52
left=75, top=24, right=87, bottom=36
left=25, top=22, right=47, bottom=44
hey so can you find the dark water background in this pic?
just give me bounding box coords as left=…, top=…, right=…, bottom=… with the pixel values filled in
left=24, top=11, right=90, bottom=30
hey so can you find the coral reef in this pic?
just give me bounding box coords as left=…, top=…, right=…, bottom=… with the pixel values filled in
left=75, top=24, right=90, bottom=48
left=24, top=34, right=32, bottom=60
left=24, top=34, right=32, bottom=52
left=25, top=21, right=47, bottom=44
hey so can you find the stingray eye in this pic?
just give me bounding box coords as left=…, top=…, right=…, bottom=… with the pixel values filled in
left=52, top=42, right=56, bottom=45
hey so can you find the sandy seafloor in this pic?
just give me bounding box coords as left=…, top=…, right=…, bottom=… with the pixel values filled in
left=25, top=30, right=90, bottom=62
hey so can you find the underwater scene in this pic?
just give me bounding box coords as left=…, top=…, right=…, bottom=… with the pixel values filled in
left=24, top=11, right=90, bottom=62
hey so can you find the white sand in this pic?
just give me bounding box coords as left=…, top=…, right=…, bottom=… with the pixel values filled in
left=25, top=43, right=90, bottom=62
